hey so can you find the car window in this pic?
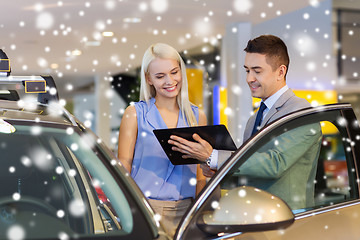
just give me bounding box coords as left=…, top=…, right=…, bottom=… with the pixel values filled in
left=219, top=123, right=322, bottom=210
left=313, top=121, right=352, bottom=210
left=219, top=109, right=358, bottom=214
left=0, top=122, right=156, bottom=239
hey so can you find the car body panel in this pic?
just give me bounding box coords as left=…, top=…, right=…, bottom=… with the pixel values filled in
left=235, top=201, right=360, bottom=240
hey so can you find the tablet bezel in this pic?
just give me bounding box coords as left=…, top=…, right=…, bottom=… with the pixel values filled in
left=153, top=124, right=236, bottom=165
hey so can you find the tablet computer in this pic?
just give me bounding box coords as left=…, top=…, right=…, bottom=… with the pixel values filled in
left=153, top=124, right=237, bottom=165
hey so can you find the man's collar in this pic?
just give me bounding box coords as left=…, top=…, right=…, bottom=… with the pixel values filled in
left=263, top=85, right=289, bottom=110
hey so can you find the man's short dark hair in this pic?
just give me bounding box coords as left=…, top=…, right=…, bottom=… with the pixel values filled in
left=244, top=35, right=290, bottom=77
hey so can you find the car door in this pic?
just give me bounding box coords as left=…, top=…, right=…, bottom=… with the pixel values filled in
left=0, top=120, right=166, bottom=240
left=174, top=103, right=360, bottom=240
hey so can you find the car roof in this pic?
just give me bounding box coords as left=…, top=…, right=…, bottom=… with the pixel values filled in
left=0, top=99, right=75, bottom=126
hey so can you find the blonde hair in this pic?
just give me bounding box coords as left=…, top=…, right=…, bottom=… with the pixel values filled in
left=139, top=43, right=197, bottom=126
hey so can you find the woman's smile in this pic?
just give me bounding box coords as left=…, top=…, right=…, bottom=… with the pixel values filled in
left=164, top=84, right=177, bottom=92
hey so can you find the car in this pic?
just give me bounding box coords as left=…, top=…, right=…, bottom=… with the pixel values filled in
left=1, top=59, right=360, bottom=239
left=175, top=102, right=360, bottom=240
left=0, top=77, right=163, bottom=239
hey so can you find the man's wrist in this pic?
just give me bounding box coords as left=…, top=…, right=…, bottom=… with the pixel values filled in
left=205, top=149, right=218, bottom=170
left=205, top=155, right=212, bottom=166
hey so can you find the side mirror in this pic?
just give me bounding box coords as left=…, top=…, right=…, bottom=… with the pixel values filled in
left=197, top=186, right=294, bottom=234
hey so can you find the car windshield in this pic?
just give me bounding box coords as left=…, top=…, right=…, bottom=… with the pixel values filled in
left=0, top=120, right=133, bottom=239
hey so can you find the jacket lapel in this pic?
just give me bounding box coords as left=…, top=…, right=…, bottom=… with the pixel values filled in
left=243, top=89, right=295, bottom=142
left=260, top=89, right=295, bottom=128
left=244, top=113, right=256, bottom=140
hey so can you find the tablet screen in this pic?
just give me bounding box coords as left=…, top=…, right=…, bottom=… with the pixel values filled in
left=153, top=125, right=236, bottom=165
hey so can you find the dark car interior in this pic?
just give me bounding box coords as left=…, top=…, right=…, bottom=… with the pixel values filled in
left=0, top=130, right=93, bottom=238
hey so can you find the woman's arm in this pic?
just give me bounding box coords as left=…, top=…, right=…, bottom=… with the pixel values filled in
left=196, top=164, right=207, bottom=195
left=117, top=105, right=138, bottom=173
left=198, top=109, right=207, bottom=126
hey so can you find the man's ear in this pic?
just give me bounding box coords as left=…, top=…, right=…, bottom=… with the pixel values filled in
left=278, top=65, right=287, bottom=80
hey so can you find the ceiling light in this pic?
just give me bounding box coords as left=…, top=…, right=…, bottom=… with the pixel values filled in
left=123, top=18, right=141, bottom=23
left=50, top=63, right=59, bottom=69
left=71, top=49, right=82, bottom=56
left=85, top=41, right=101, bottom=47
left=102, top=31, right=114, bottom=37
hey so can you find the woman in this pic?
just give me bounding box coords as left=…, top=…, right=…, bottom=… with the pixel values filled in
left=117, top=43, right=207, bottom=237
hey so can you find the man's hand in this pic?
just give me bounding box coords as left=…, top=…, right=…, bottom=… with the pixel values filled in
left=168, top=133, right=213, bottom=162
left=200, top=164, right=216, bottom=178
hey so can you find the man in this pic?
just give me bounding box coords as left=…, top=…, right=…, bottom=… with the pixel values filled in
left=168, top=34, right=322, bottom=209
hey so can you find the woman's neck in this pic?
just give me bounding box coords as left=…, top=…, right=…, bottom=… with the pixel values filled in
left=154, top=96, right=179, bottom=111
